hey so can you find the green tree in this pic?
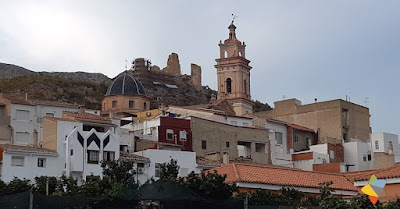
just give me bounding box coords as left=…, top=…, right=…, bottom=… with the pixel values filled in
left=349, top=195, right=384, bottom=209
left=1, top=177, right=32, bottom=195
left=34, top=176, right=57, bottom=195
left=183, top=170, right=238, bottom=200
left=159, top=159, right=180, bottom=182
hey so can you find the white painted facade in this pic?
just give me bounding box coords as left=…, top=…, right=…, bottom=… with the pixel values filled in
left=292, top=151, right=330, bottom=171
left=10, top=103, right=77, bottom=146
left=167, top=106, right=253, bottom=127
left=133, top=149, right=200, bottom=181
left=0, top=149, right=58, bottom=183
left=343, top=141, right=374, bottom=172
left=54, top=120, right=120, bottom=182
left=371, top=133, right=400, bottom=163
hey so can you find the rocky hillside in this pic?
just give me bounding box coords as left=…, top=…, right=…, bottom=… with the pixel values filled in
left=0, top=63, right=110, bottom=83
left=0, top=63, right=271, bottom=111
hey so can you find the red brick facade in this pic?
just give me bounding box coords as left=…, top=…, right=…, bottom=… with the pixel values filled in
left=327, top=143, right=344, bottom=163
left=292, top=152, right=313, bottom=161
left=313, top=163, right=342, bottom=173
left=159, top=117, right=192, bottom=151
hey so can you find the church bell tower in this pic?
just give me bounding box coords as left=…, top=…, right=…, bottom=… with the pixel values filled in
left=215, top=21, right=253, bottom=116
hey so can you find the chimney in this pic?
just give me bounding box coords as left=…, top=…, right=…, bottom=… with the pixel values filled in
left=25, top=92, right=28, bottom=101
left=78, top=106, right=86, bottom=114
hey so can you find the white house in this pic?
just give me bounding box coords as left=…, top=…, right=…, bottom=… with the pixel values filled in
left=0, top=94, right=79, bottom=146
left=372, top=133, right=400, bottom=163
left=0, top=145, right=59, bottom=183
left=42, top=112, right=121, bottom=182
left=133, top=149, right=200, bottom=181
left=343, top=140, right=374, bottom=172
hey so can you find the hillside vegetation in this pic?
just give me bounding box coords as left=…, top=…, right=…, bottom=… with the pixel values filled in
left=0, top=75, right=108, bottom=109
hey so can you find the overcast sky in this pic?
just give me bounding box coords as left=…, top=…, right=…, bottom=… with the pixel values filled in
left=0, top=0, right=399, bottom=137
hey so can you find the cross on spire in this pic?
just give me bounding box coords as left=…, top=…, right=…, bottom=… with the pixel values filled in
left=231, top=14, right=238, bottom=24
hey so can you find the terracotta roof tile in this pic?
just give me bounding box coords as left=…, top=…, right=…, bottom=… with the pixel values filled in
left=213, top=163, right=358, bottom=192
left=0, top=144, right=57, bottom=154
left=44, top=116, right=78, bottom=122
left=345, top=164, right=400, bottom=181
left=63, top=112, right=112, bottom=124
left=290, top=124, right=316, bottom=132
left=120, top=152, right=150, bottom=162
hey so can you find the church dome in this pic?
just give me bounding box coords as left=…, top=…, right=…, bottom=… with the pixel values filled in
left=105, top=73, right=146, bottom=96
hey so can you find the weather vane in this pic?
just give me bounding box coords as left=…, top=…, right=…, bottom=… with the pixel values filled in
left=231, top=14, right=238, bottom=24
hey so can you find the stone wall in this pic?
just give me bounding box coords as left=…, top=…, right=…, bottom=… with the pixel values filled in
left=190, top=117, right=269, bottom=164
left=374, top=152, right=395, bottom=170
left=191, top=63, right=202, bottom=90
left=163, top=53, right=181, bottom=75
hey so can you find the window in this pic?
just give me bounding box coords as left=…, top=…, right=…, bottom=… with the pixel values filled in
left=155, top=163, right=161, bottom=177
left=375, top=141, right=379, bottom=149
left=70, top=149, right=73, bottom=156
left=112, top=101, right=117, bottom=108
left=103, top=151, right=115, bottom=162
left=256, top=143, right=266, bottom=153
left=231, top=121, right=237, bottom=125
left=144, top=102, right=147, bottom=110
left=37, top=158, right=46, bottom=168
left=202, top=140, right=207, bottom=149
left=226, top=78, right=232, bottom=93
left=329, top=150, right=335, bottom=159
left=129, top=100, right=134, bottom=109
left=179, top=131, right=187, bottom=141
left=45, top=113, right=54, bottom=117
left=11, top=156, right=24, bottom=167
left=275, top=132, right=283, bottom=145
left=294, top=135, right=299, bottom=143
left=166, top=129, right=174, bottom=141
left=368, top=153, right=372, bottom=161
left=87, top=150, right=99, bottom=164
left=15, top=110, right=29, bottom=121
left=363, top=154, right=367, bottom=162
left=244, top=79, right=247, bottom=96
left=243, top=122, right=249, bottom=127
left=226, top=142, right=230, bottom=148
left=14, top=132, right=29, bottom=145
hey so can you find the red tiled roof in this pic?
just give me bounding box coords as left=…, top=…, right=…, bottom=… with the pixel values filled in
left=120, top=152, right=150, bottom=162
left=290, top=124, right=316, bottom=132
left=213, top=163, right=358, bottom=192
left=44, top=116, right=78, bottom=122
left=345, top=164, right=400, bottom=182
left=31, top=100, right=79, bottom=108
left=63, top=112, right=113, bottom=124
left=0, top=144, right=57, bottom=154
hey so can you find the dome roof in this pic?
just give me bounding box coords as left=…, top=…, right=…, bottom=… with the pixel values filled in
left=105, top=73, right=146, bottom=96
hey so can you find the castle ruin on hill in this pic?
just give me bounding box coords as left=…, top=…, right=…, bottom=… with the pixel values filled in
left=130, top=53, right=202, bottom=90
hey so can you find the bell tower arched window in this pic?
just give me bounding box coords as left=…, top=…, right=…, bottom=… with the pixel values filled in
left=244, top=79, right=247, bottom=96
left=226, top=78, right=232, bottom=94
